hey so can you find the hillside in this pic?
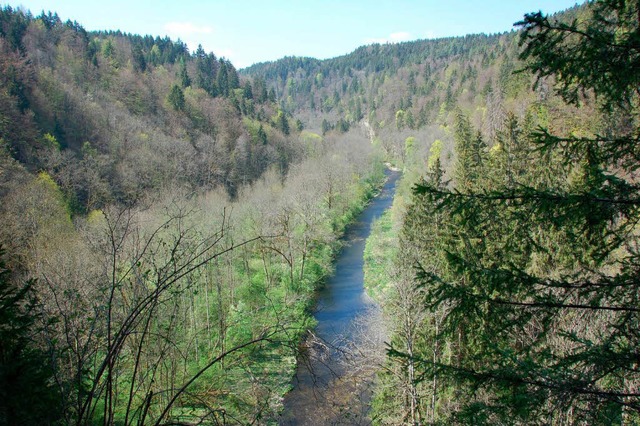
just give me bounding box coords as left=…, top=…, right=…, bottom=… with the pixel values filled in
left=243, top=4, right=584, bottom=167
left=0, top=6, right=384, bottom=424
left=0, top=7, right=303, bottom=214
left=249, top=2, right=640, bottom=423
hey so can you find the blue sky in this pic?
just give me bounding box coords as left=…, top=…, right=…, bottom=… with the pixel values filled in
left=8, top=1, right=583, bottom=68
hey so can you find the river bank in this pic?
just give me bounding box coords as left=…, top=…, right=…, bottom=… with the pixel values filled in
left=279, top=169, right=400, bottom=425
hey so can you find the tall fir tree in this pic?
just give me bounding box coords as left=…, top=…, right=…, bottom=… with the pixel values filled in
left=401, top=1, right=640, bottom=423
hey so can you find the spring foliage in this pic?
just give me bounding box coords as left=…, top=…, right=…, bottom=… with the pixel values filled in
left=389, top=1, right=640, bottom=423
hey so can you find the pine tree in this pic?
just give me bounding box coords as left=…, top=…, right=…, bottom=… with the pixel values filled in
left=132, top=45, right=146, bottom=72
left=167, top=84, right=185, bottom=111
left=243, top=80, right=253, bottom=100
left=321, top=118, right=331, bottom=135
left=274, top=110, right=290, bottom=135
left=0, top=247, right=62, bottom=424
left=194, top=45, right=217, bottom=96
left=216, top=59, right=229, bottom=97
left=257, top=124, right=267, bottom=145
left=403, top=1, right=640, bottom=422
left=453, top=110, right=485, bottom=191
left=179, top=57, right=191, bottom=88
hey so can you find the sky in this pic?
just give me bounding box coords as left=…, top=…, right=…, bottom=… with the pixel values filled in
left=7, top=1, right=583, bottom=69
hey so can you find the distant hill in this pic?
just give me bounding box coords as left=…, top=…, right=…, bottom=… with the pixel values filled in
left=243, top=3, right=584, bottom=160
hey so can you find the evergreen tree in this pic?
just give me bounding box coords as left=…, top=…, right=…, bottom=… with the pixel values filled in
left=167, top=84, right=185, bottom=111
left=131, top=45, right=146, bottom=72
left=274, top=110, right=290, bottom=135
left=253, top=77, right=268, bottom=102
left=216, top=59, right=229, bottom=97
left=257, top=124, right=267, bottom=145
left=405, top=109, right=415, bottom=130
left=243, top=80, right=253, bottom=100
left=336, top=118, right=350, bottom=133
left=0, top=247, right=62, bottom=424
left=194, top=45, right=217, bottom=96
left=321, top=118, right=332, bottom=135
left=402, top=2, right=640, bottom=423
left=179, top=57, right=191, bottom=88
left=227, top=60, right=240, bottom=91
left=453, top=110, right=485, bottom=191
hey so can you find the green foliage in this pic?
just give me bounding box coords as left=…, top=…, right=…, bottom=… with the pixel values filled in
left=273, top=109, right=290, bottom=135
left=0, top=247, right=62, bottom=424
left=5, top=2, right=627, bottom=424
left=167, top=84, right=185, bottom=111
left=42, top=133, right=60, bottom=150
left=395, top=1, right=640, bottom=423
left=395, top=110, right=405, bottom=130
left=101, top=38, right=114, bottom=58
left=427, top=139, right=443, bottom=169
left=242, top=80, right=253, bottom=99
left=178, top=57, right=191, bottom=88
left=335, top=117, right=350, bottom=133
left=363, top=209, right=396, bottom=299
left=0, top=5, right=293, bottom=211
left=453, top=110, right=486, bottom=191
left=0, top=8, right=392, bottom=423
left=404, top=136, right=416, bottom=160
left=131, top=45, right=146, bottom=72
left=321, top=118, right=332, bottom=135
left=518, top=1, right=640, bottom=110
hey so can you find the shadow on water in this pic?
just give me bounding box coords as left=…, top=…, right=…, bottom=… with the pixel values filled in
left=280, top=169, right=400, bottom=425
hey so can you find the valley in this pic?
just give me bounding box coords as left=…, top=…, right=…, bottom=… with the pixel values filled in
left=0, top=1, right=638, bottom=424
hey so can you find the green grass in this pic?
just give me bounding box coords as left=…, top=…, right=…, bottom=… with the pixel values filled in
left=363, top=207, right=398, bottom=301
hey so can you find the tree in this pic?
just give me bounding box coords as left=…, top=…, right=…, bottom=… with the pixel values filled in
left=405, top=109, right=415, bottom=129
left=402, top=1, right=640, bottom=423
left=518, top=2, right=640, bottom=110
left=253, top=77, right=268, bottom=102
left=131, top=45, right=146, bottom=72
left=274, top=109, right=290, bottom=135
left=178, top=57, right=190, bottom=88
left=243, top=80, right=253, bottom=99
left=0, top=246, right=62, bottom=424
left=336, top=117, right=350, bottom=133
left=167, top=84, right=185, bottom=111
left=226, top=60, right=240, bottom=91
left=395, top=109, right=405, bottom=130
left=453, top=110, right=485, bottom=191
left=194, top=45, right=217, bottom=95
left=216, top=59, right=229, bottom=97
left=321, top=118, right=332, bottom=135
left=73, top=206, right=283, bottom=425
left=257, top=124, right=267, bottom=145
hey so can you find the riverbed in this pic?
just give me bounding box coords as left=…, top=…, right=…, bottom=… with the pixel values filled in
left=279, top=170, right=400, bottom=425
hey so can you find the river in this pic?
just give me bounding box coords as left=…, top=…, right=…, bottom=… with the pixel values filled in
left=279, top=169, right=400, bottom=425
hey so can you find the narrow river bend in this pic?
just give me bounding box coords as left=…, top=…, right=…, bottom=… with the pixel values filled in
left=280, top=169, right=400, bottom=425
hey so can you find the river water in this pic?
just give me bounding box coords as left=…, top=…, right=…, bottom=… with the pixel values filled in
left=279, top=169, right=400, bottom=425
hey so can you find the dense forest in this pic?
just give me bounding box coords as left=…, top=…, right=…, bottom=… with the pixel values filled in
left=358, top=2, right=640, bottom=425
left=0, top=6, right=384, bottom=424
left=0, top=0, right=639, bottom=424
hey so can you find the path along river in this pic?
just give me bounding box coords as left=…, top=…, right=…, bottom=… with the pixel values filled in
left=280, top=169, right=400, bottom=425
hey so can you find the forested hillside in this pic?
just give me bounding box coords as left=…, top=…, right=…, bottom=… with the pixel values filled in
left=0, top=6, right=384, bottom=424
left=354, top=2, right=637, bottom=425
left=243, top=6, right=576, bottom=162
left=0, top=7, right=304, bottom=211
left=1, top=1, right=639, bottom=425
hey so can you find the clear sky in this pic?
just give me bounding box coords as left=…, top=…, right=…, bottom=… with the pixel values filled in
left=7, top=1, right=583, bottom=68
